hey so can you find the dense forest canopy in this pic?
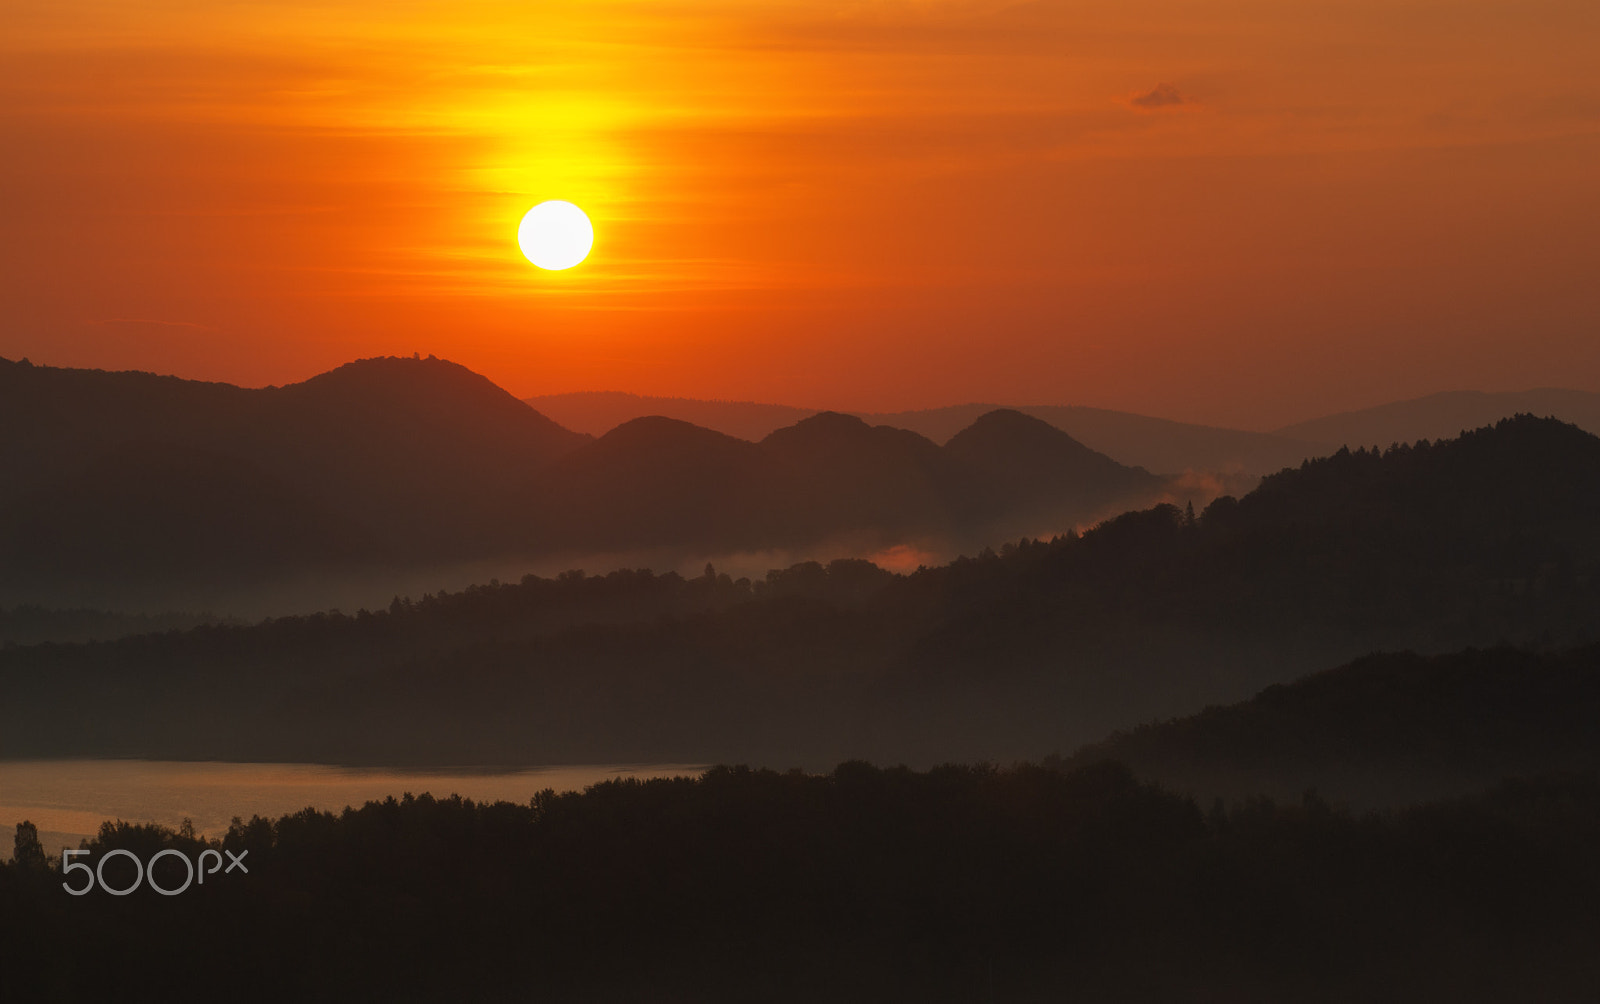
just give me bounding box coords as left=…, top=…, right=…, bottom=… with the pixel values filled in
left=6, top=760, right=1597, bottom=1002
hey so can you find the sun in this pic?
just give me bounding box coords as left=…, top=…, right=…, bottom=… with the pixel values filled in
left=517, top=201, right=594, bottom=271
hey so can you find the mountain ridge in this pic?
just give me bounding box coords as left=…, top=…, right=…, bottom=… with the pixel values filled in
left=0, top=356, right=1167, bottom=608
left=1061, top=644, right=1600, bottom=807
left=1273, top=387, right=1600, bottom=451
left=525, top=390, right=1317, bottom=476
left=0, top=355, right=594, bottom=599
left=525, top=387, right=1600, bottom=477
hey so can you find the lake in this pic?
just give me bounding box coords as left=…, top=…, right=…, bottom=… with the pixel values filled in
left=0, top=759, right=706, bottom=858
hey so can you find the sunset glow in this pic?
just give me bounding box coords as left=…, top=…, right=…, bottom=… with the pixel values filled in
left=3, top=0, right=1596, bottom=425
left=4, top=5, right=1600, bottom=991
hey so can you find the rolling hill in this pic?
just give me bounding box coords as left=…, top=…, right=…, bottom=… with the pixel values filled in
left=1063, top=645, right=1600, bottom=807
left=0, top=354, right=593, bottom=604
left=519, top=390, right=815, bottom=443
left=1, top=356, right=1168, bottom=608
left=526, top=391, right=1319, bottom=476
left=529, top=388, right=1600, bottom=479
left=518, top=408, right=1164, bottom=555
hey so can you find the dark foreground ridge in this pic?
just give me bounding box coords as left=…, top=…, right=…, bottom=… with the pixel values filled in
left=1061, top=644, right=1600, bottom=806
left=5, top=761, right=1598, bottom=1002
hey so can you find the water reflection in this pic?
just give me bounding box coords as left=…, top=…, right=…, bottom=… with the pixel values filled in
left=0, top=759, right=705, bottom=857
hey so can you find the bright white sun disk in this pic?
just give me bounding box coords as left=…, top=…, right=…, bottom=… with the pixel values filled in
left=517, top=201, right=594, bottom=270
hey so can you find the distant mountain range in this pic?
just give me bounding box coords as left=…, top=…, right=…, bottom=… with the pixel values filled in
left=525, top=407, right=1162, bottom=555
left=526, top=387, right=1600, bottom=476
left=525, top=391, right=1319, bottom=476
left=0, top=355, right=1164, bottom=607
left=1272, top=388, right=1600, bottom=451
left=519, top=391, right=816, bottom=444
left=8, top=351, right=1595, bottom=613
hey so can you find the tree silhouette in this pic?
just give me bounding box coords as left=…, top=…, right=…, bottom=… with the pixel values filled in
left=11, top=821, right=46, bottom=871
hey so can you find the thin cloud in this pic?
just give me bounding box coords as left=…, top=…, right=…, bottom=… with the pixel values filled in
left=1129, top=82, right=1187, bottom=110
left=90, top=318, right=221, bottom=331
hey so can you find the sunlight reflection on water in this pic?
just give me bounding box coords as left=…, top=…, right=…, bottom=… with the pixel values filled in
left=0, top=759, right=705, bottom=856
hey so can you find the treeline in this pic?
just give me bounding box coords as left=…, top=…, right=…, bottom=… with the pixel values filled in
left=0, top=555, right=897, bottom=709
left=4, top=761, right=1598, bottom=1001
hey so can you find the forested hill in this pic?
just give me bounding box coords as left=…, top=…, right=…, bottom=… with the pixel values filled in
left=1, top=415, right=1596, bottom=767
left=1062, top=645, right=1600, bottom=807
left=898, top=414, right=1600, bottom=663
left=1238, top=411, right=1600, bottom=531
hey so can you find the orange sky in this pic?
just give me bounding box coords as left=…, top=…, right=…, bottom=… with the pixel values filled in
left=4, top=0, right=1597, bottom=428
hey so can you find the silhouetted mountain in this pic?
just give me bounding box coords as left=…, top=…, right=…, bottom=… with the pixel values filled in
left=1216, top=413, right=1600, bottom=572
left=528, top=416, right=766, bottom=549
left=512, top=408, right=1165, bottom=556
left=0, top=355, right=592, bottom=601
left=0, top=357, right=257, bottom=494
left=526, top=390, right=1320, bottom=476
left=1276, top=387, right=1600, bottom=451
left=944, top=409, right=1162, bottom=532
left=950, top=415, right=1600, bottom=675
left=868, top=402, right=1317, bottom=476
left=256, top=356, right=589, bottom=552
left=0, top=441, right=372, bottom=579
left=1062, top=645, right=1600, bottom=807
left=0, top=355, right=586, bottom=501
left=6, top=415, right=1597, bottom=767
left=535, top=388, right=1600, bottom=479
left=524, top=390, right=815, bottom=442
left=759, top=412, right=960, bottom=541
left=2, top=357, right=1172, bottom=606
